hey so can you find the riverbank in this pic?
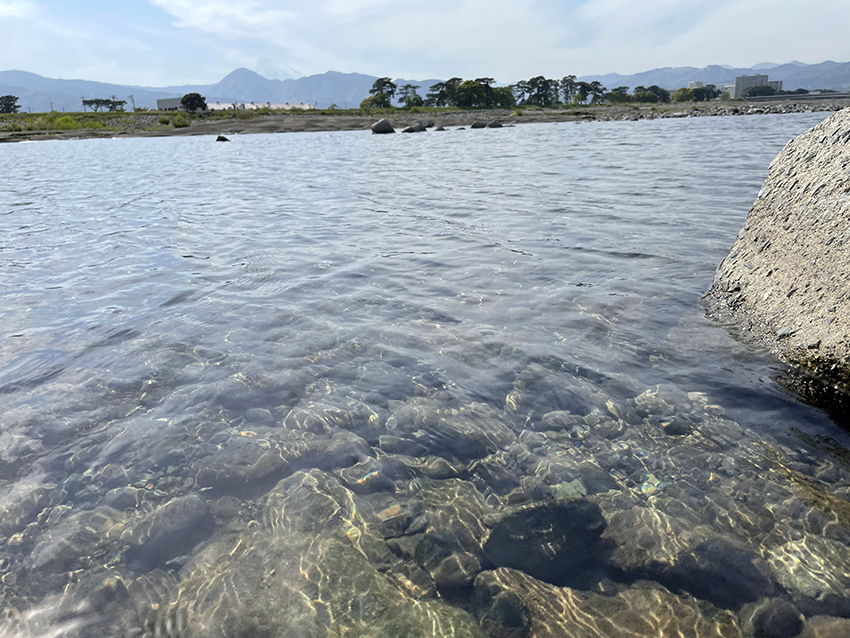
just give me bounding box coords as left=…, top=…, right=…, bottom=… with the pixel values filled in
left=1, top=98, right=848, bottom=143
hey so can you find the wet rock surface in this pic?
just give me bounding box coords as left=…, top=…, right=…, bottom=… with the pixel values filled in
left=707, top=106, right=850, bottom=388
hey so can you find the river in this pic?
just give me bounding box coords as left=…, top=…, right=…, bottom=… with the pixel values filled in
left=1, top=113, right=848, bottom=637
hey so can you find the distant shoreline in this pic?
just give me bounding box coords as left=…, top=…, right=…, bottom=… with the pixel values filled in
left=2, top=98, right=848, bottom=143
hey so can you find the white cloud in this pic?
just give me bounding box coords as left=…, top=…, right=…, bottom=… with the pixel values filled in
left=150, top=0, right=298, bottom=40
left=1, top=0, right=848, bottom=86
left=0, top=0, right=32, bottom=18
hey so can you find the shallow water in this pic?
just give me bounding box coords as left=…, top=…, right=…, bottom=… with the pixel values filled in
left=2, top=113, right=850, bottom=637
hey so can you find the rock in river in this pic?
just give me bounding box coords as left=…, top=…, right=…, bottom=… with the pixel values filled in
left=371, top=118, right=395, bottom=134
left=707, top=106, right=850, bottom=388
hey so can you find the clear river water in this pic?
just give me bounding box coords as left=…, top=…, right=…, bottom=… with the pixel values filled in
left=2, top=113, right=850, bottom=637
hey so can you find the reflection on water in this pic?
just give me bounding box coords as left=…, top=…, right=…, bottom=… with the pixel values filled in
left=2, top=113, right=850, bottom=637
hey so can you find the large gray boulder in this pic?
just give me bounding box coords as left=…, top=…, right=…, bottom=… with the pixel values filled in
left=371, top=118, right=395, bottom=134
left=707, top=107, right=850, bottom=388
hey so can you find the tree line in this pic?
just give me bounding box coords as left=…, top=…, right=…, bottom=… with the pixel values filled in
left=362, top=77, right=738, bottom=110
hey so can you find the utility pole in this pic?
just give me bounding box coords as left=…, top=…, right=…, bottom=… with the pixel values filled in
left=128, top=95, right=135, bottom=111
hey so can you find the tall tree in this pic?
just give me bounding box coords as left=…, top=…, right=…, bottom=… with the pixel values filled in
left=425, top=82, right=449, bottom=107
left=525, top=76, right=558, bottom=107
left=181, top=93, right=207, bottom=111
left=588, top=81, right=606, bottom=105
left=491, top=86, right=516, bottom=108
left=456, top=80, right=486, bottom=108
left=369, top=78, right=398, bottom=108
left=605, top=86, right=631, bottom=103
left=575, top=81, right=592, bottom=104
left=475, top=77, right=496, bottom=107
left=0, top=95, right=21, bottom=113
left=444, top=77, right=463, bottom=106
left=512, top=80, right=530, bottom=105
left=398, top=84, right=423, bottom=108
left=560, top=75, right=577, bottom=104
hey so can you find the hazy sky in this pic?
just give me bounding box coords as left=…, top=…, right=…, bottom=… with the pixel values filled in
left=2, top=0, right=848, bottom=86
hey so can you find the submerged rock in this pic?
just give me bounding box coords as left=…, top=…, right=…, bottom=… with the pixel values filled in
left=483, top=499, right=610, bottom=588
left=767, top=535, right=850, bottom=617
left=137, top=470, right=485, bottom=637
left=473, top=568, right=744, bottom=638
left=706, top=106, right=850, bottom=388
left=659, top=538, right=778, bottom=610
left=122, top=494, right=213, bottom=571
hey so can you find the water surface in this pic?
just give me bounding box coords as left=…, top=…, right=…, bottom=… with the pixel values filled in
left=2, top=113, right=849, bottom=636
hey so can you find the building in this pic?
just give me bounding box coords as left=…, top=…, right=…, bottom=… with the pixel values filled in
left=206, top=101, right=316, bottom=111
left=734, top=75, right=783, bottom=98
left=687, top=81, right=704, bottom=89
left=156, top=98, right=183, bottom=111
left=156, top=98, right=317, bottom=112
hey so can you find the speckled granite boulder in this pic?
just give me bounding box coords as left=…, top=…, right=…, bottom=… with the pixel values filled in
left=707, top=107, right=850, bottom=387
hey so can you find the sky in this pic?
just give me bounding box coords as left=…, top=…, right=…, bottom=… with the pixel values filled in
left=1, top=0, right=848, bottom=86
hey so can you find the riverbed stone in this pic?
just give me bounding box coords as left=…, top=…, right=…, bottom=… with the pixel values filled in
left=482, top=499, right=611, bottom=588
left=473, top=567, right=744, bottom=638
left=659, top=537, right=778, bottom=610
left=27, top=506, right=127, bottom=574
left=767, top=535, right=850, bottom=616
left=706, top=106, right=850, bottom=388
left=122, top=494, right=213, bottom=571
left=138, top=469, right=486, bottom=637
left=739, top=597, right=804, bottom=638
left=799, top=615, right=850, bottom=638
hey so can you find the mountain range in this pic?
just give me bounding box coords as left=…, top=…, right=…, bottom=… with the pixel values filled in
left=2, top=61, right=849, bottom=114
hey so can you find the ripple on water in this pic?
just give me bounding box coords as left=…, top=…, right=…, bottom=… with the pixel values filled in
left=1, top=114, right=849, bottom=637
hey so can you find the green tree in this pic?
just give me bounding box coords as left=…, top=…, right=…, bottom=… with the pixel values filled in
left=575, top=82, right=589, bottom=104
left=0, top=95, right=21, bottom=113
left=672, top=88, right=695, bottom=102
left=443, top=77, right=463, bottom=106
left=474, top=77, right=497, bottom=107
left=525, top=76, right=558, bottom=106
left=692, top=84, right=721, bottom=101
left=560, top=75, right=577, bottom=104
left=491, top=86, right=516, bottom=108
left=605, top=86, right=632, bottom=103
left=398, top=84, right=423, bottom=108
left=743, top=85, right=776, bottom=97
left=369, top=78, right=397, bottom=107
left=425, top=82, right=450, bottom=107
left=512, top=80, right=529, bottom=105
left=587, top=81, right=606, bottom=104
left=647, top=85, right=670, bottom=103
left=633, top=85, right=669, bottom=103
left=181, top=93, right=207, bottom=111
left=456, top=79, right=486, bottom=108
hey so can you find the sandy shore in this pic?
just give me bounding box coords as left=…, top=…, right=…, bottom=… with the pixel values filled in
left=2, top=99, right=848, bottom=143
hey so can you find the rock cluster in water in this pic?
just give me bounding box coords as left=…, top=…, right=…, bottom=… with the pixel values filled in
left=707, top=106, right=850, bottom=389
left=3, top=333, right=850, bottom=637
